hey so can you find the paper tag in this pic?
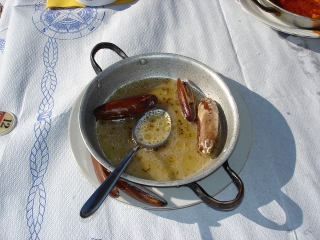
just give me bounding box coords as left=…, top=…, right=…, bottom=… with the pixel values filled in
left=0, top=111, right=17, bottom=136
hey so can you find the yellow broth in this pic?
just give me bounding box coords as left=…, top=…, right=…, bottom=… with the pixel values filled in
left=96, top=78, right=217, bottom=181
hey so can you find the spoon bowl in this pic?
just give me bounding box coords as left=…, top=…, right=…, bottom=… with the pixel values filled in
left=133, top=109, right=171, bottom=149
left=80, top=109, right=171, bottom=218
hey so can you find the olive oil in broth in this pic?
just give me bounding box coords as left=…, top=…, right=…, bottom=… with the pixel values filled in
left=96, top=78, right=216, bottom=181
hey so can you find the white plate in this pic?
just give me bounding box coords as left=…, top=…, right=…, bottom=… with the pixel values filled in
left=68, top=79, right=253, bottom=210
left=237, top=0, right=320, bottom=38
left=75, top=0, right=116, bottom=7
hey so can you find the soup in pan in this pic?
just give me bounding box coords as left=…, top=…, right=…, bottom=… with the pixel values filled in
left=96, top=78, right=221, bottom=181
left=270, top=0, right=320, bottom=19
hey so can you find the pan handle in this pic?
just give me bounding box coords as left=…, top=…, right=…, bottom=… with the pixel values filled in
left=250, top=0, right=280, bottom=16
left=90, top=42, right=129, bottom=75
left=186, top=160, right=244, bottom=210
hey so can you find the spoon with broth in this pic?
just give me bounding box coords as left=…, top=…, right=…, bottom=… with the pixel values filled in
left=80, top=109, right=171, bottom=218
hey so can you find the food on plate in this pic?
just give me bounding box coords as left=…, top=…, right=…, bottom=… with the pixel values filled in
left=269, top=0, right=320, bottom=19
left=91, top=155, right=167, bottom=207
left=93, top=94, right=158, bottom=120
left=96, top=78, right=221, bottom=181
left=177, top=78, right=197, bottom=122
left=91, top=154, right=120, bottom=198
left=197, top=98, right=220, bottom=154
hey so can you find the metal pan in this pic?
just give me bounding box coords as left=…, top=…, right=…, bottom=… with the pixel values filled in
left=251, top=0, right=320, bottom=29
left=79, top=42, right=244, bottom=210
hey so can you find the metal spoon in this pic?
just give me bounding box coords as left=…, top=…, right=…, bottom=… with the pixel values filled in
left=80, top=109, right=171, bottom=218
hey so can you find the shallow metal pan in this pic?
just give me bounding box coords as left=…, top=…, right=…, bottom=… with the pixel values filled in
left=251, top=0, right=320, bottom=29
left=79, top=42, right=244, bottom=210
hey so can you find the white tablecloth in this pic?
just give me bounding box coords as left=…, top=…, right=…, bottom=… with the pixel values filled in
left=1, top=0, right=320, bottom=239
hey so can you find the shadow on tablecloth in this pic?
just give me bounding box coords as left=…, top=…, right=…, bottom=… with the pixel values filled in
left=277, top=31, right=320, bottom=54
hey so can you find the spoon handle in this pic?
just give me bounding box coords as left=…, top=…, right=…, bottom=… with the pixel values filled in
left=80, top=146, right=140, bottom=218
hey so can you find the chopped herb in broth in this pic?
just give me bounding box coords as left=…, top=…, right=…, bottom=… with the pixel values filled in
left=96, top=78, right=218, bottom=181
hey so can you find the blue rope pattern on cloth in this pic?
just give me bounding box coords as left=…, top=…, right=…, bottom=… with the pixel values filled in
left=26, top=38, right=57, bottom=240
left=0, top=38, right=5, bottom=53
left=27, top=2, right=105, bottom=238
